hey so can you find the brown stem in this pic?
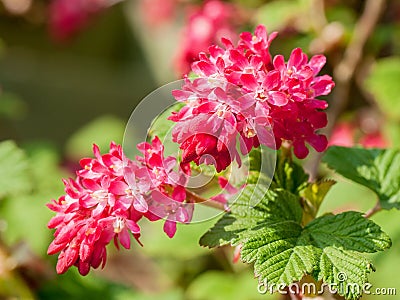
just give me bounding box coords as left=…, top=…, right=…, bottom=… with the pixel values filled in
left=307, top=0, right=387, bottom=180
left=309, top=0, right=328, bottom=34
left=186, top=190, right=226, bottom=211
left=364, top=201, right=382, bottom=218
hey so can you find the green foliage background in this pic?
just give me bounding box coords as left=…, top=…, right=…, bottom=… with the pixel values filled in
left=0, top=0, right=400, bottom=299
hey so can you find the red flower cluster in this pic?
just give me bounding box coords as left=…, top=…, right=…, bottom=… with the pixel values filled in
left=47, top=138, right=193, bottom=275
left=170, top=25, right=335, bottom=171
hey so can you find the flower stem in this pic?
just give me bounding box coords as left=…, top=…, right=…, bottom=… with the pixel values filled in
left=364, top=201, right=382, bottom=218
left=186, top=190, right=226, bottom=211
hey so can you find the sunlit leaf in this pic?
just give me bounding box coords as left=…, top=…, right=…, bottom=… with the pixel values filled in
left=201, top=183, right=391, bottom=300
left=323, top=146, right=400, bottom=210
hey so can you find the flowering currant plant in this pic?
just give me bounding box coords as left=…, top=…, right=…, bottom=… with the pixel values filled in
left=47, top=25, right=397, bottom=300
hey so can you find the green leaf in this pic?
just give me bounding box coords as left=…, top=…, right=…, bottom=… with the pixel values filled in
left=248, top=147, right=262, bottom=173
left=200, top=183, right=391, bottom=300
left=241, top=211, right=390, bottom=298
left=364, top=57, right=400, bottom=121
left=305, top=211, right=391, bottom=253
left=240, top=222, right=317, bottom=286
left=273, top=155, right=309, bottom=194
left=301, top=180, right=336, bottom=211
left=301, top=180, right=336, bottom=220
left=0, top=140, right=31, bottom=199
left=199, top=184, right=303, bottom=248
left=316, top=247, right=371, bottom=300
left=241, top=146, right=276, bottom=186
left=323, top=146, right=400, bottom=210
left=1, top=144, right=66, bottom=255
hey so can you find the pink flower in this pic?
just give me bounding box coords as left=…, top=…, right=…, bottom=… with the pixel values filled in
left=47, top=139, right=193, bottom=275
left=210, top=176, right=240, bottom=208
left=170, top=90, right=242, bottom=172
left=135, top=137, right=194, bottom=237
left=180, top=133, right=235, bottom=173
left=109, top=166, right=149, bottom=213
left=239, top=25, right=278, bottom=66
left=171, top=25, right=334, bottom=168
left=136, top=136, right=178, bottom=187
left=78, top=142, right=125, bottom=179
left=47, top=175, right=142, bottom=275
left=232, top=244, right=242, bottom=263
left=148, top=186, right=193, bottom=238
left=80, top=175, right=114, bottom=216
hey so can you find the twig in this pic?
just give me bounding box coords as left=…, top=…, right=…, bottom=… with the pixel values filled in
left=186, top=190, right=226, bottom=211
left=309, top=0, right=328, bottom=34
left=307, top=0, right=387, bottom=180
left=364, top=201, right=382, bottom=218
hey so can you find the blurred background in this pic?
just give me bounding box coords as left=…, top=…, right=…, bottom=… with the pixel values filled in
left=0, top=0, right=399, bottom=299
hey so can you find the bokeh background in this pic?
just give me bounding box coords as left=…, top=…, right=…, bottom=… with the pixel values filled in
left=0, top=0, right=399, bottom=299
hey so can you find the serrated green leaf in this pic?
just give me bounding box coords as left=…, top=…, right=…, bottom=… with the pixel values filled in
left=232, top=185, right=303, bottom=223
left=317, top=247, right=370, bottom=300
left=250, top=212, right=390, bottom=299
left=241, top=211, right=389, bottom=298
left=200, top=183, right=391, bottom=300
left=305, top=211, right=391, bottom=253
left=0, top=140, right=31, bottom=198
left=198, top=214, right=239, bottom=248
left=323, top=146, right=400, bottom=210
left=240, top=222, right=316, bottom=286
left=364, top=57, right=400, bottom=120
left=200, top=184, right=303, bottom=248
left=1, top=144, right=66, bottom=255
